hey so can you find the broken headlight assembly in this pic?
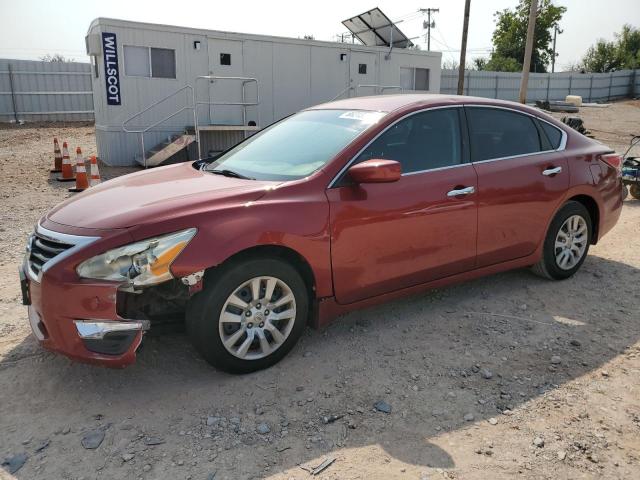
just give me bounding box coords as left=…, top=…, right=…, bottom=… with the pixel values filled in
left=76, top=228, right=197, bottom=287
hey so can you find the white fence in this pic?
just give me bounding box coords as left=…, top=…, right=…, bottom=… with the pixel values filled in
left=441, top=69, right=639, bottom=103
left=0, top=59, right=94, bottom=122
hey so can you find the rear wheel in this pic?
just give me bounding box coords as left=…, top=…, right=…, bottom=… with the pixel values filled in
left=630, top=184, right=640, bottom=200
left=532, top=201, right=592, bottom=280
left=186, top=257, right=308, bottom=373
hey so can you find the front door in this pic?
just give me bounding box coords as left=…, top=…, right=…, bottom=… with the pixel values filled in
left=465, top=106, right=570, bottom=267
left=207, top=38, right=244, bottom=125
left=327, top=107, right=478, bottom=305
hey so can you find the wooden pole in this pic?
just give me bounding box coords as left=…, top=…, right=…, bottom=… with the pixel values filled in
left=518, top=0, right=538, bottom=104
left=457, top=0, right=471, bottom=95
left=8, top=63, right=19, bottom=124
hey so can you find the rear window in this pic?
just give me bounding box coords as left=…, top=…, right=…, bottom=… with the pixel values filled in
left=540, top=121, right=563, bottom=149
left=467, top=107, right=542, bottom=161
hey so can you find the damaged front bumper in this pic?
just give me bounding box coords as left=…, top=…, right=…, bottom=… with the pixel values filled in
left=21, top=222, right=151, bottom=368
left=74, top=320, right=150, bottom=355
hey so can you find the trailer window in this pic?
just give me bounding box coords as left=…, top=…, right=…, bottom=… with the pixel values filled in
left=400, top=67, right=430, bottom=91
left=124, top=46, right=151, bottom=77
left=358, top=63, right=367, bottom=74
left=123, top=46, right=176, bottom=79
left=151, top=48, right=176, bottom=78
left=220, top=53, right=231, bottom=65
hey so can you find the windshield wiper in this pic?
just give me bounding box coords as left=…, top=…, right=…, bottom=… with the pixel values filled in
left=208, top=169, right=255, bottom=180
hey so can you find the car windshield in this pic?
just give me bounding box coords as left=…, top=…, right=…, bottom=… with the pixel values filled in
left=204, top=109, right=386, bottom=181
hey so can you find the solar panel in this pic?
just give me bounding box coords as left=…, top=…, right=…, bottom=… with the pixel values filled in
left=342, top=8, right=414, bottom=48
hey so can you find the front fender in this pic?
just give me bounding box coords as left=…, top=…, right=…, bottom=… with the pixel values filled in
left=164, top=187, right=333, bottom=298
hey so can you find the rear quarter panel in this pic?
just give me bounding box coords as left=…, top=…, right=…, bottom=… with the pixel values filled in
left=563, top=131, right=623, bottom=242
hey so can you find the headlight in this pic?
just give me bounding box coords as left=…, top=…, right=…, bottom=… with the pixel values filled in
left=76, top=228, right=196, bottom=286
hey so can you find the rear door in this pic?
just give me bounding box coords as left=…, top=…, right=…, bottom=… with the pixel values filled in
left=466, top=106, right=569, bottom=268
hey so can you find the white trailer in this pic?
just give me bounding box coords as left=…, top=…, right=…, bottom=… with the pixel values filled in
left=86, top=18, right=442, bottom=166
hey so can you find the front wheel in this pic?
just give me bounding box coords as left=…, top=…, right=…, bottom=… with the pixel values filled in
left=186, top=258, right=308, bottom=373
left=630, top=184, right=640, bottom=200
left=532, top=201, right=592, bottom=280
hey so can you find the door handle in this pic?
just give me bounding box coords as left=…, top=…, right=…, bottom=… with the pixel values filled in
left=542, top=166, right=562, bottom=176
left=447, top=186, right=475, bottom=197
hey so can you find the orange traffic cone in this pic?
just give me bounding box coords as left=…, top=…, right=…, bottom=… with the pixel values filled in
left=56, top=142, right=75, bottom=182
left=89, top=156, right=101, bottom=187
left=50, top=138, right=62, bottom=173
left=69, top=147, right=89, bottom=192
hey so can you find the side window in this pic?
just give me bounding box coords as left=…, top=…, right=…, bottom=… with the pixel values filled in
left=467, top=108, right=542, bottom=161
left=355, top=108, right=462, bottom=174
left=540, top=121, right=563, bottom=149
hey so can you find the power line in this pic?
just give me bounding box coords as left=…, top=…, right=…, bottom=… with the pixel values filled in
left=419, top=8, right=440, bottom=51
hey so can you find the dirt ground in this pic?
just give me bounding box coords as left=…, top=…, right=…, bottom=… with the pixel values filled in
left=0, top=102, right=639, bottom=480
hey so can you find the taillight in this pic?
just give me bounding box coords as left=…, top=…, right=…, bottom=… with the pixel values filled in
left=600, top=153, right=623, bottom=172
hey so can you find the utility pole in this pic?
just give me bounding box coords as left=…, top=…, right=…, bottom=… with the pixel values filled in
left=518, top=0, right=538, bottom=104
left=457, top=0, right=471, bottom=95
left=420, top=8, right=440, bottom=51
left=551, top=24, right=563, bottom=73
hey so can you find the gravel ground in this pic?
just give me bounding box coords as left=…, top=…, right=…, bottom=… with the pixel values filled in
left=0, top=102, right=639, bottom=480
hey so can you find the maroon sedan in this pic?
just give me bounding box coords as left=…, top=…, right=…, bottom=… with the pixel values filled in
left=21, top=95, right=623, bottom=373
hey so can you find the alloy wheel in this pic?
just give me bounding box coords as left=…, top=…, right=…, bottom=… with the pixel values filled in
left=554, top=215, right=588, bottom=270
left=218, top=276, right=297, bottom=360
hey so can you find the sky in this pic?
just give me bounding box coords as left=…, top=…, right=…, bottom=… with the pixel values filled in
left=0, top=0, right=638, bottom=71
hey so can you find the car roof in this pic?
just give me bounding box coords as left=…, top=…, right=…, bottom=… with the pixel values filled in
left=308, top=94, right=542, bottom=115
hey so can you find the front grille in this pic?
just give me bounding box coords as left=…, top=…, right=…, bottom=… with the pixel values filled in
left=28, top=233, right=73, bottom=277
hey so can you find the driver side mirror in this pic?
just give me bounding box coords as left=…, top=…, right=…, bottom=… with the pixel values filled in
left=347, top=159, right=401, bottom=184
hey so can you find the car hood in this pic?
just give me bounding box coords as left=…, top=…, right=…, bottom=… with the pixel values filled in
left=47, top=162, right=277, bottom=229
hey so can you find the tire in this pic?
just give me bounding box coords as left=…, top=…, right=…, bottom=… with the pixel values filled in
left=531, top=201, right=592, bottom=280
left=622, top=185, right=629, bottom=200
left=630, top=184, right=640, bottom=200
left=186, top=257, right=308, bottom=374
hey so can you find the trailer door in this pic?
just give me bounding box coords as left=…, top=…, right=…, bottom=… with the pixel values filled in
left=350, top=51, right=377, bottom=96
left=207, top=38, right=244, bottom=125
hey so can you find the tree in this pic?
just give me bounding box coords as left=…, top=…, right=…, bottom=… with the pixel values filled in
left=483, top=55, right=522, bottom=72
left=40, top=53, right=71, bottom=62
left=480, top=0, right=565, bottom=72
left=581, top=24, right=640, bottom=72
left=472, top=57, right=488, bottom=71
left=442, top=58, right=459, bottom=70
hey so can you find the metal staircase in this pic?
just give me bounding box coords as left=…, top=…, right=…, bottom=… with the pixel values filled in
left=142, top=132, right=197, bottom=168
left=194, top=75, right=260, bottom=159
left=122, top=76, right=260, bottom=168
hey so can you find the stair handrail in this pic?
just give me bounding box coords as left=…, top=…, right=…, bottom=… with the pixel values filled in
left=330, top=84, right=354, bottom=102
left=122, top=85, right=196, bottom=168
left=194, top=75, right=260, bottom=159
left=355, top=84, right=404, bottom=96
